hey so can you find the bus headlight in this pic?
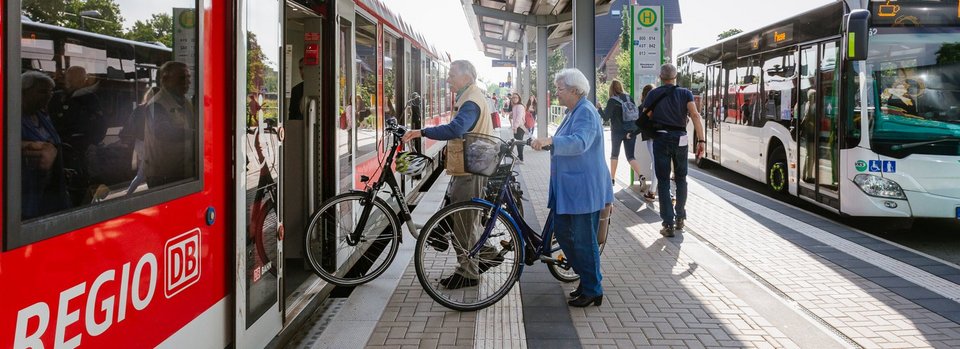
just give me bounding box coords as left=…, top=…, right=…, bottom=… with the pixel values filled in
left=853, top=174, right=907, bottom=200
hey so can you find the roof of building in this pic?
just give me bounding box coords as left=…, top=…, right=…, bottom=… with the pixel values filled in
left=636, top=0, right=682, bottom=25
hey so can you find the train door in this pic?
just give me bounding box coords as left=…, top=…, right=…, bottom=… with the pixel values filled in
left=410, top=48, right=423, bottom=152
left=797, top=41, right=841, bottom=208
left=236, top=0, right=283, bottom=347
left=281, top=0, right=324, bottom=321
left=704, top=64, right=722, bottom=162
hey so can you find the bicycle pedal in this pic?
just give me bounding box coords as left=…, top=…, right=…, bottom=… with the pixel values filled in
left=538, top=255, right=559, bottom=264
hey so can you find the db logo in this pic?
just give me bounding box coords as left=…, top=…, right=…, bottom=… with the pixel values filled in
left=165, top=228, right=202, bottom=298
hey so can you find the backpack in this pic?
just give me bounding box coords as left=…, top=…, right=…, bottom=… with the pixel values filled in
left=611, top=95, right=640, bottom=132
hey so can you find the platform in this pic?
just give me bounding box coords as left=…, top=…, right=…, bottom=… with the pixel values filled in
left=289, top=127, right=960, bottom=349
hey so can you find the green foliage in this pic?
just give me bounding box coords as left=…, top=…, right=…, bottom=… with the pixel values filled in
left=936, top=43, right=960, bottom=65
left=23, top=0, right=125, bottom=36
left=620, top=5, right=630, bottom=51
left=596, top=76, right=610, bottom=107
left=717, top=28, right=743, bottom=41
left=125, top=13, right=173, bottom=47
left=615, top=50, right=632, bottom=94
left=530, top=49, right=567, bottom=99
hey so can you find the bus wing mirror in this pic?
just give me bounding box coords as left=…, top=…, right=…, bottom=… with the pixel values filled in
left=845, top=9, right=870, bottom=61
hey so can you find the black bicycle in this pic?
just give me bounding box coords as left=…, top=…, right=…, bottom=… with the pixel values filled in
left=304, top=118, right=421, bottom=286
left=413, top=135, right=609, bottom=311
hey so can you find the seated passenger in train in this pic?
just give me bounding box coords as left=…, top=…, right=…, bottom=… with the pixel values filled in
left=138, top=61, right=196, bottom=188
left=21, top=71, right=72, bottom=219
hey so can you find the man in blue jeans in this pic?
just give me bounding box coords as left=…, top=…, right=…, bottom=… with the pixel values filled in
left=639, top=64, right=706, bottom=237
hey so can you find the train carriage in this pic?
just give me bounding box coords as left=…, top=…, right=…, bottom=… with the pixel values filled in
left=1, top=0, right=451, bottom=347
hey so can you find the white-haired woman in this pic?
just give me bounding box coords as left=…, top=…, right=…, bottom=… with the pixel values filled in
left=531, top=68, right=614, bottom=307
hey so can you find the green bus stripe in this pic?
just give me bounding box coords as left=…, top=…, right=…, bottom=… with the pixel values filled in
left=848, top=33, right=856, bottom=58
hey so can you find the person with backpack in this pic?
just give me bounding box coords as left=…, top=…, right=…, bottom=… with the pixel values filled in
left=599, top=79, right=645, bottom=186
left=638, top=64, right=706, bottom=238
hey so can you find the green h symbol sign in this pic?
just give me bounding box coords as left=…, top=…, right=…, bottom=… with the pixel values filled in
left=638, top=8, right=657, bottom=27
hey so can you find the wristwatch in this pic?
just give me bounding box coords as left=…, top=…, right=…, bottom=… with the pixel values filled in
left=697, top=140, right=706, bottom=143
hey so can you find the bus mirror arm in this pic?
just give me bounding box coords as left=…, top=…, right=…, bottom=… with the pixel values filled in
left=845, top=9, right=870, bottom=61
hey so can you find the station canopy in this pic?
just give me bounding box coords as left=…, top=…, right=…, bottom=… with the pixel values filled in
left=462, top=0, right=615, bottom=60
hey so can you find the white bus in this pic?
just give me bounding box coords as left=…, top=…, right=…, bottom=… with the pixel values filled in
left=677, top=0, right=960, bottom=219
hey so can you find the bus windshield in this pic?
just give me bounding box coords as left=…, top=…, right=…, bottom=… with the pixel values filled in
left=861, top=27, right=960, bottom=157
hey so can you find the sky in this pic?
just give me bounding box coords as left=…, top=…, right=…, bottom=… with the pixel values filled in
left=381, top=0, right=836, bottom=84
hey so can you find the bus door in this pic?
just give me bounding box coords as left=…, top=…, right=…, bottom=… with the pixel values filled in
left=236, top=0, right=283, bottom=346
left=704, top=64, right=722, bottom=161
left=797, top=41, right=841, bottom=208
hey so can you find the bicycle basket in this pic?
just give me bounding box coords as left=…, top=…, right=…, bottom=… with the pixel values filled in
left=463, top=133, right=504, bottom=176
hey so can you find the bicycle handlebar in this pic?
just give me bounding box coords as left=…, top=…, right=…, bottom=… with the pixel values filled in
left=384, top=117, right=407, bottom=138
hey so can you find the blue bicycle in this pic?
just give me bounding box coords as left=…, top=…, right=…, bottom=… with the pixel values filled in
left=413, top=135, right=609, bottom=311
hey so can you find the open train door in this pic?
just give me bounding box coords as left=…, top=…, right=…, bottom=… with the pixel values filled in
left=235, top=0, right=284, bottom=347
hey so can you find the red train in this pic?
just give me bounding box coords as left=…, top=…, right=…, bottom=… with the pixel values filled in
left=2, top=0, right=451, bottom=347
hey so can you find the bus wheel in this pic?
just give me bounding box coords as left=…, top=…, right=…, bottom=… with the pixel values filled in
left=767, top=153, right=788, bottom=193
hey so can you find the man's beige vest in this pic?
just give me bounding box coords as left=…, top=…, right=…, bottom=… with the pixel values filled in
left=454, top=84, right=493, bottom=136
left=446, top=84, right=494, bottom=176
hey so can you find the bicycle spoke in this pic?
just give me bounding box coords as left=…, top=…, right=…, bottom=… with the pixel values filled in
left=415, top=202, right=522, bottom=311
left=305, top=193, right=399, bottom=286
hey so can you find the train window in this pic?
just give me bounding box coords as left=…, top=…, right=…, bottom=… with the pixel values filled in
left=338, top=18, right=354, bottom=193
left=7, top=0, right=201, bottom=248
left=354, top=15, right=377, bottom=186
left=383, top=32, right=399, bottom=123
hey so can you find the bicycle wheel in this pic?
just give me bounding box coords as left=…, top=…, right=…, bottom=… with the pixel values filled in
left=547, top=236, right=579, bottom=282
left=414, top=201, right=522, bottom=311
left=547, top=228, right=610, bottom=282
left=304, top=192, right=400, bottom=286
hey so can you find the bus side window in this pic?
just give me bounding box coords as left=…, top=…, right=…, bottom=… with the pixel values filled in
left=761, top=48, right=797, bottom=129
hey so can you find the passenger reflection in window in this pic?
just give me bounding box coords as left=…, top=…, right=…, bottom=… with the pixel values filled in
left=49, top=65, right=107, bottom=205
left=21, top=71, right=71, bottom=219
left=122, top=86, right=161, bottom=194
left=139, top=61, right=195, bottom=188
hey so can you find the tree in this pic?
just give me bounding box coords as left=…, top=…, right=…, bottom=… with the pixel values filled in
left=23, top=0, right=125, bottom=37
left=936, top=43, right=960, bottom=65
left=717, top=28, right=743, bottom=41
left=125, top=13, right=173, bottom=47
left=529, top=49, right=567, bottom=100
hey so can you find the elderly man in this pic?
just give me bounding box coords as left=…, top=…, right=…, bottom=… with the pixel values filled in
left=531, top=68, right=614, bottom=307
left=402, top=59, right=501, bottom=290
left=141, top=61, right=196, bottom=188
left=639, top=63, right=706, bottom=237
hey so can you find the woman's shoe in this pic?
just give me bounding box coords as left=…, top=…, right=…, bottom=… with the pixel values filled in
left=568, top=294, right=603, bottom=307
left=569, top=287, right=582, bottom=298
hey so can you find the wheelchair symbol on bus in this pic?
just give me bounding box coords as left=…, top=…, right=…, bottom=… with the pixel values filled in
left=867, top=160, right=896, bottom=173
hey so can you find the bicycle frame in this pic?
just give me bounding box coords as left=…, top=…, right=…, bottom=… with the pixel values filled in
left=466, top=142, right=560, bottom=276
left=348, top=124, right=418, bottom=245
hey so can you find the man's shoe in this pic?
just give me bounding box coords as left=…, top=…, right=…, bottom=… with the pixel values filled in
left=478, top=252, right=506, bottom=274
left=440, top=274, right=478, bottom=289
left=660, top=225, right=675, bottom=237
left=425, top=227, right=449, bottom=252
left=676, top=218, right=685, bottom=230
left=568, top=294, right=603, bottom=307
